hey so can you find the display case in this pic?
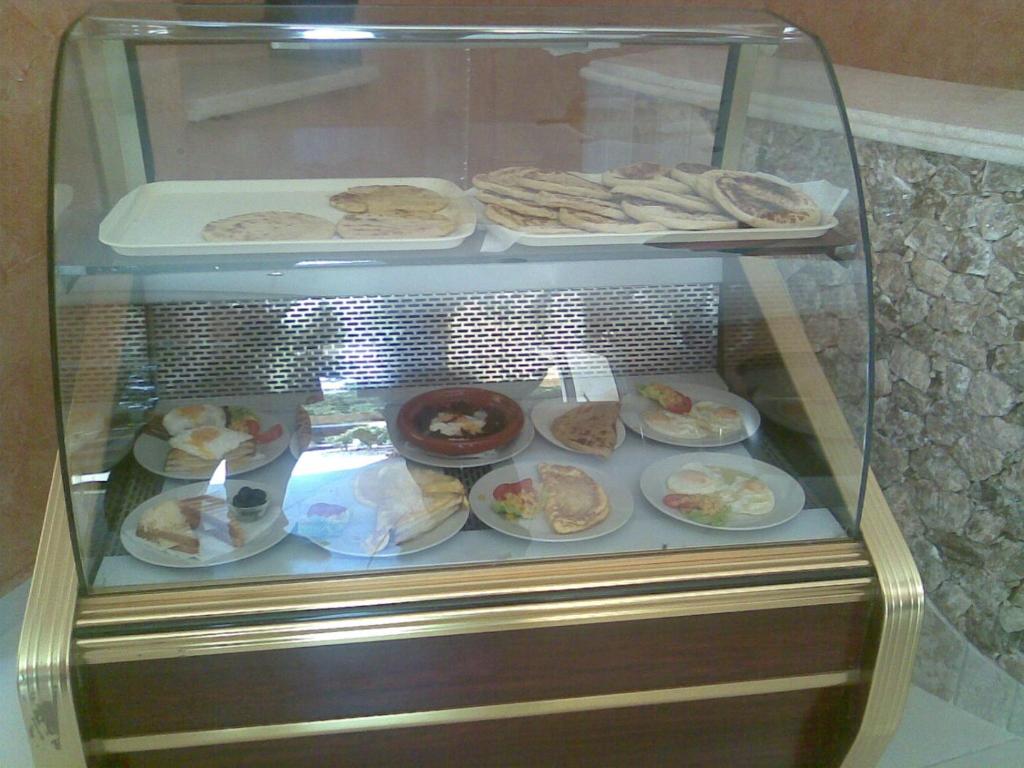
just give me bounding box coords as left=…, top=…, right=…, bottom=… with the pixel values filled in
left=20, top=5, right=921, bottom=766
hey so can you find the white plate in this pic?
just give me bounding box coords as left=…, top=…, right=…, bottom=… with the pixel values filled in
left=640, top=453, right=806, bottom=531
left=530, top=399, right=626, bottom=456
left=620, top=379, right=760, bottom=448
left=120, top=480, right=288, bottom=568
left=285, top=460, right=469, bottom=557
left=133, top=410, right=291, bottom=480
left=388, top=411, right=536, bottom=469
left=99, top=178, right=476, bottom=256
left=470, top=462, right=633, bottom=542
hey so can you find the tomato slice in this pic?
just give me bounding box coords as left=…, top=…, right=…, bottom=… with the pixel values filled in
left=253, top=423, right=283, bottom=444
left=663, top=493, right=700, bottom=510
left=493, top=478, right=534, bottom=501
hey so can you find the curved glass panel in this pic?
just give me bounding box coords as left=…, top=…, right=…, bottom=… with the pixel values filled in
left=51, top=5, right=871, bottom=593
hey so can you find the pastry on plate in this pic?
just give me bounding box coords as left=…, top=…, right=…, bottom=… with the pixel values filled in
left=538, top=463, right=610, bottom=534
left=601, top=162, right=693, bottom=194
left=476, top=190, right=559, bottom=219
left=668, top=162, right=714, bottom=190
left=201, top=211, right=336, bottom=242
left=550, top=402, right=621, bottom=457
left=329, top=184, right=448, bottom=215
left=533, top=191, right=628, bottom=220
left=484, top=204, right=578, bottom=234
left=703, top=170, right=822, bottom=228
left=494, top=167, right=614, bottom=200
left=336, top=211, right=455, bottom=239
left=557, top=208, right=665, bottom=233
left=136, top=500, right=200, bottom=554
left=622, top=199, right=738, bottom=231
left=610, top=183, right=723, bottom=214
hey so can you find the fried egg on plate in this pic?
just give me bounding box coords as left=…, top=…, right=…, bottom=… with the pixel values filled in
left=643, top=409, right=710, bottom=438
left=691, top=401, right=743, bottom=435
left=163, top=404, right=226, bottom=437
left=730, top=477, right=775, bottom=516
left=667, top=464, right=727, bottom=494
left=168, top=426, right=251, bottom=460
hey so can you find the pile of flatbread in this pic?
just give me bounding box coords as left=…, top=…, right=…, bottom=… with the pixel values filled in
left=201, top=184, right=457, bottom=242
left=473, top=162, right=822, bottom=235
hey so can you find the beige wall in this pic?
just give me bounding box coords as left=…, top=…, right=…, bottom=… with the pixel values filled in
left=0, top=0, right=1020, bottom=595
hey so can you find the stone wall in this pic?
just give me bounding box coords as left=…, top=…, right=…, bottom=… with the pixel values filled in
left=857, top=140, right=1024, bottom=682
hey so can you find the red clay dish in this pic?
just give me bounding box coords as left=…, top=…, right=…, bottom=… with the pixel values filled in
left=397, top=387, right=524, bottom=456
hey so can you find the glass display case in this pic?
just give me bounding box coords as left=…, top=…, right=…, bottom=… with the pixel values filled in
left=21, top=6, right=921, bottom=767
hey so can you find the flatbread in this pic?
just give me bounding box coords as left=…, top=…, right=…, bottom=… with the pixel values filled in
left=551, top=402, right=621, bottom=458
left=622, top=199, right=738, bottom=231
left=539, top=463, right=609, bottom=534
left=705, top=171, right=822, bottom=228
left=476, top=191, right=558, bottom=219
left=329, top=185, right=449, bottom=214
left=610, top=183, right=722, bottom=214
left=201, top=211, right=336, bottom=242
left=669, top=162, right=714, bottom=191
left=484, top=204, right=578, bottom=234
left=534, top=191, right=627, bottom=220
left=336, top=211, right=455, bottom=239
left=499, top=167, right=614, bottom=200
left=557, top=208, right=665, bottom=234
left=601, top=162, right=692, bottom=194
left=472, top=175, right=542, bottom=202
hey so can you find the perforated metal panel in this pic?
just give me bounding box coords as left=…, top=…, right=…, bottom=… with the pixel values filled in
left=58, top=283, right=721, bottom=400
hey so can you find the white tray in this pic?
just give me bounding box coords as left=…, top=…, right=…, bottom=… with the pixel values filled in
left=99, top=178, right=477, bottom=256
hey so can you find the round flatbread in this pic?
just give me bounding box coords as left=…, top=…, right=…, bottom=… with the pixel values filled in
left=704, top=171, right=822, bottom=228
left=668, top=162, right=714, bottom=191
left=498, top=167, right=614, bottom=200
left=558, top=208, right=665, bottom=233
left=610, top=183, right=722, bottom=214
left=330, top=185, right=449, bottom=214
left=472, top=175, right=540, bottom=202
left=201, top=211, right=336, bottom=242
left=485, top=204, right=578, bottom=234
left=601, top=162, right=692, bottom=194
left=534, top=192, right=627, bottom=220
left=476, top=191, right=558, bottom=219
left=336, top=211, right=455, bottom=239
left=622, top=199, right=738, bottom=231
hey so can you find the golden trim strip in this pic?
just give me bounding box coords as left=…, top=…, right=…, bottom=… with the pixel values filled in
left=90, top=669, right=861, bottom=754
left=76, top=577, right=873, bottom=663
left=77, top=541, right=870, bottom=629
left=841, top=470, right=923, bottom=768
left=17, top=461, right=88, bottom=768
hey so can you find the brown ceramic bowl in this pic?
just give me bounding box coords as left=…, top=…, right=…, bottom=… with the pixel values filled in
left=396, top=387, right=524, bottom=456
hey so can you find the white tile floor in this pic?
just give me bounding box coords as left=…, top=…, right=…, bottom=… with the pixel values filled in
left=2, top=578, right=1023, bottom=768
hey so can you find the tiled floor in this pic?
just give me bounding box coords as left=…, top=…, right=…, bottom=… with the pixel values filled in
left=2, top=579, right=1023, bottom=768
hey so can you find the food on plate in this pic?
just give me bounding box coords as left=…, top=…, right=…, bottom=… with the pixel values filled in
left=538, top=463, right=610, bottom=534
left=500, top=167, right=614, bottom=200
left=163, top=404, right=228, bottom=437
left=556, top=208, right=665, bottom=234
left=638, top=383, right=693, bottom=415
left=609, top=183, right=722, bottom=214
left=484, top=204, right=578, bottom=234
left=600, top=162, right=693, bottom=194
left=471, top=173, right=541, bottom=202
left=550, top=401, right=622, bottom=457
left=336, top=210, right=455, bottom=239
left=703, top=170, right=821, bottom=228
left=690, top=401, right=744, bottom=435
left=230, top=486, right=269, bottom=521
left=356, top=462, right=467, bottom=553
left=168, top=425, right=253, bottom=461
left=642, top=410, right=711, bottom=439
left=293, top=502, right=351, bottom=541
left=662, top=463, right=776, bottom=525
left=180, top=494, right=245, bottom=547
left=491, top=478, right=541, bottom=519
left=621, top=199, right=738, bottom=231
left=476, top=190, right=559, bottom=219
left=532, top=191, right=628, bottom=220
left=397, top=387, right=525, bottom=456
left=201, top=211, right=336, bottom=242
left=136, top=500, right=200, bottom=554
left=329, top=184, right=449, bottom=215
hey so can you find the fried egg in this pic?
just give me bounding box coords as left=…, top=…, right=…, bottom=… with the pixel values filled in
left=730, top=477, right=775, bottom=516
left=643, top=409, right=710, bottom=438
left=667, top=464, right=726, bottom=494
left=168, top=426, right=251, bottom=460
left=691, top=401, right=743, bottom=435
left=163, top=405, right=226, bottom=437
